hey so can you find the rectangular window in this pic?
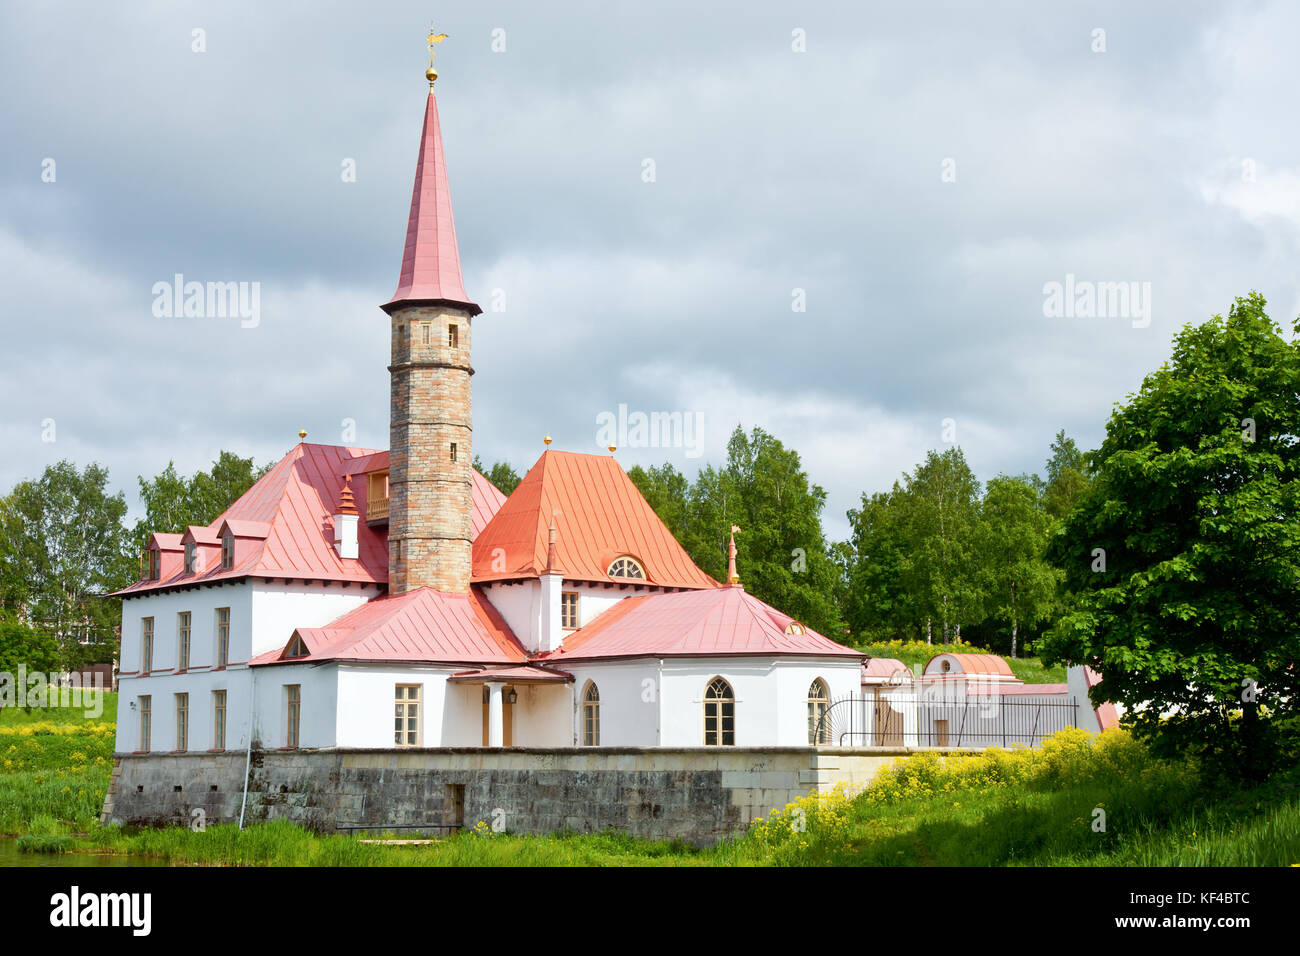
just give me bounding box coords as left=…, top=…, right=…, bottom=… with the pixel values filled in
left=150, top=549, right=160, bottom=580
left=449, top=442, right=457, bottom=462
left=447, top=324, right=459, bottom=348
left=184, top=541, right=196, bottom=574
left=394, top=684, right=421, bottom=747
left=216, top=607, right=230, bottom=667
left=140, top=550, right=150, bottom=580
left=286, top=685, right=301, bottom=748
left=213, top=690, right=227, bottom=750
left=139, top=696, right=151, bottom=752
left=175, top=693, right=188, bottom=752
left=177, top=612, right=191, bottom=671
left=421, top=321, right=431, bottom=346
left=221, top=534, right=234, bottom=570
left=561, top=591, right=579, bottom=629
left=141, top=617, right=154, bottom=674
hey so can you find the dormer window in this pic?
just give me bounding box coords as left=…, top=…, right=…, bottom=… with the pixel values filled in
left=140, top=550, right=159, bottom=581
left=285, top=634, right=308, bottom=659
left=184, top=541, right=196, bottom=574
left=785, top=622, right=806, bottom=636
left=607, top=555, right=645, bottom=580
left=221, top=533, right=234, bottom=571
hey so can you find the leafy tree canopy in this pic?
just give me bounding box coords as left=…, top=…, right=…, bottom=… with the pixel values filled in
left=1042, top=292, right=1300, bottom=778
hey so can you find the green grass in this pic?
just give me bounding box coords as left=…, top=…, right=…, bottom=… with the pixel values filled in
left=0, top=712, right=116, bottom=835
left=0, top=691, right=117, bottom=726
left=2, top=700, right=1295, bottom=866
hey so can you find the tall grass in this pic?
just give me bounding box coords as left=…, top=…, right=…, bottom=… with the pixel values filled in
left=0, top=721, right=116, bottom=835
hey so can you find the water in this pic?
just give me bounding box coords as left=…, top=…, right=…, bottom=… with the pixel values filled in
left=0, top=837, right=169, bottom=868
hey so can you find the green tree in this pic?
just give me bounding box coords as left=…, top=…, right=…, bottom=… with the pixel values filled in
left=720, top=427, right=842, bottom=636
left=472, top=456, right=522, bottom=497
left=842, top=487, right=916, bottom=642
left=1043, top=430, right=1092, bottom=521
left=134, top=451, right=268, bottom=550
left=0, top=462, right=134, bottom=667
left=0, top=613, right=59, bottom=691
left=1042, top=293, right=1300, bottom=778
left=976, top=475, right=1057, bottom=657
left=629, top=427, right=842, bottom=636
left=896, top=448, right=985, bottom=643
left=627, top=463, right=691, bottom=545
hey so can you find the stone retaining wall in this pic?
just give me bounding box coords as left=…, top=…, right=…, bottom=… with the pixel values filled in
left=102, top=746, right=933, bottom=845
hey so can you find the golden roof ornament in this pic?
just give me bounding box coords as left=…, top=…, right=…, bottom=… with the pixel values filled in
left=426, top=23, right=449, bottom=88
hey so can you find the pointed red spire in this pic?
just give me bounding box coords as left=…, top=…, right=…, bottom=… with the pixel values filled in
left=383, top=91, right=481, bottom=315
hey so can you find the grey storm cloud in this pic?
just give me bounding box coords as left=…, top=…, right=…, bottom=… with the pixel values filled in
left=2, top=0, right=1298, bottom=540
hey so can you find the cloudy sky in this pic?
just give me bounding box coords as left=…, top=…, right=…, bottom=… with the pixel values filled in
left=3, top=1, right=1298, bottom=540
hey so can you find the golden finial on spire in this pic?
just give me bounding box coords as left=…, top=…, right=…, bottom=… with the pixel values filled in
left=426, top=22, right=449, bottom=88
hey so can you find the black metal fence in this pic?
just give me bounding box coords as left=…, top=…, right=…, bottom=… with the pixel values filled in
left=816, top=692, right=1080, bottom=749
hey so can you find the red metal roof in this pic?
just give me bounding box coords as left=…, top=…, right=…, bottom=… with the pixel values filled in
left=541, top=586, right=863, bottom=662
left=383, top=91, right=479, bottom=314
left=471, top=450, right=719, bottom=589
left=115, top=443, right=507, bottom=596
left=252, top=585, right=527, bottom=666
left=448, top=665, right=573, bottom=683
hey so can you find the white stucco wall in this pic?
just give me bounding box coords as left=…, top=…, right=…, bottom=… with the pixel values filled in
left=658, top=657, right=861, bottom=747
left=558, top=656, right=860, bottom=747
left=562, top=660, right=663, bottom=746
left=248, top=580, right=379, bottom=659
left=481, top=579, right=663, bottom=654
left=115, top=579, right=379, bottom=754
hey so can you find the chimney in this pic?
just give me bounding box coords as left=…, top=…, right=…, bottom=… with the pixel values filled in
left=334, top=475, right=359, bottom=560
left=538, top=520, right=565, bottom=652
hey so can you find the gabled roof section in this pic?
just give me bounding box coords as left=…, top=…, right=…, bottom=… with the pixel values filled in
left=471, top=450, right=718, bottom=589
left=114, top=444, right=509, bottom=597
left=115, top=443, right=388, bottom=596
left=251, top=586, right=527, bottom=667
left=542, top=587, right=862, bottom=662
left=382, top=90, right=480, bottom=315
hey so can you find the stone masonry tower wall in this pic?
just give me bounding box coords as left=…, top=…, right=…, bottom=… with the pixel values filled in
left=388, top=303, right=474, bottom=592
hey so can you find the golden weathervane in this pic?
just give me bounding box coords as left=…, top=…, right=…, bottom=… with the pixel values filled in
left=426, top=23, right=449, bottom=88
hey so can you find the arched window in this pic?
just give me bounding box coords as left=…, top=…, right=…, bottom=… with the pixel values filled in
left=704, top=677, right=735, bottom=746
left=607, top=555, right=645, bottom=580
left=582, top=681, right=600, bottom=746
left=807, top=678, right=830, bottom=745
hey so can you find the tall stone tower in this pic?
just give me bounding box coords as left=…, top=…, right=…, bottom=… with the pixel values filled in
left=381, top=61, right=481, bottom=594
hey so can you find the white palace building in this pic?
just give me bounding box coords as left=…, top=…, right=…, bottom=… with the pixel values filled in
left=110, top=56, right=1113, bottom=770
left=110, top=63, right=871, bottom=760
